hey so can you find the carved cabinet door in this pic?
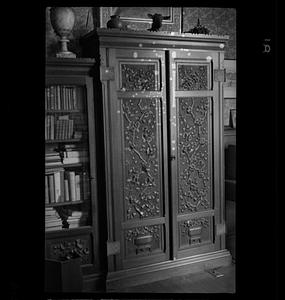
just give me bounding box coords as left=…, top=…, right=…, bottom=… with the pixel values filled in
left=168, top=50, right=224, bottom=259
left=104, top=47, right=224, bottom=271
left=106, top=48, right=170, bottom=270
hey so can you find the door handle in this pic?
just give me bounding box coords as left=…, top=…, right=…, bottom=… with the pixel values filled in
left=169, top=155, right=176, bottom=161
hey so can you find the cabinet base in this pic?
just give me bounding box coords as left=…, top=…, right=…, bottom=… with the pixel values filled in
left=107, top=249, right=232, bottom=291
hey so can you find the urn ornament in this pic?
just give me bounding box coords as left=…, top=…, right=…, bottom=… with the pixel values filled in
left=107, top=15, right=123, bottom=29
left=50, top=7, right=76, bottom=58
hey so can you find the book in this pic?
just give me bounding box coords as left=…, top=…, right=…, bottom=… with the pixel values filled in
left=45, top=176, right=49, bottom=204
left=68, top=119, right=74, bottom=139
left=50, top=85, right=55, bottom=110
left=65, top=150, right=88, bottom=158
left=68, top=171, right=76, bottom=201
left=75, top=174, right=81, bottom=201
left=62, top=156, right=88, bottom=165
left=50, top=115, right=55, bottom=140
left=48, top=174, right=55, bottom=203
left=82, top=172, right=90, bottom=201
left=56, top=85, right=61, bottom=110
left=64, top=179, right=70, bottom=201
left=72, top=86, right=77, bottom=109
left=54, top=171, right=62, bottom=203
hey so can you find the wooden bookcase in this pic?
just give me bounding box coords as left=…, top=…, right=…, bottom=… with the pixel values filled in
left=45, top=58, right=104, bottom=291
left=81, top=29, right=232, bottom=290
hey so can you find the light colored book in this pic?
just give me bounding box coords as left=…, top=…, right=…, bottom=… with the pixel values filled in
left=45, top=176, right=49, bottom=204
left=68, top=171, right=76, bottom=201
left=54, top=171, right=62, bottom=203
left=64, top=179, right=69, bottom=201
left=48, top=174, right=55, bottom=203
left=75, top=174, right=81, bottom=201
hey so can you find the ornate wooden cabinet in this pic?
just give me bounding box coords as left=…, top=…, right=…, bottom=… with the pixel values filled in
left=82, top=29, right=231, bottom=290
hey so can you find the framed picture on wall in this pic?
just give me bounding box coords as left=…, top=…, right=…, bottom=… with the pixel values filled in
left=224, top=59, right=236, bottom=98
left=230, top=109, right=236, bottom=128
left=100, top=7, right=181, bottom=32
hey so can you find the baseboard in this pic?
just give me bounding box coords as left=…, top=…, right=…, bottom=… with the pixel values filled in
left=107, top=249, right=232, bottom=291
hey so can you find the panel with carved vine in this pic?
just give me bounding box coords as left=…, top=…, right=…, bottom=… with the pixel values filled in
left=122, top=98, right=162, bottom=220
left=178, top=216, right=212, bottom=249
left=177, top=64, right=208, bottom=90
left=124, top=224, right=163, bottom=257
left=45, top=235, right=92, bottom=265
left=177, top=97, right=211, bottom=214
left=120, top=63, right=158, bottom=91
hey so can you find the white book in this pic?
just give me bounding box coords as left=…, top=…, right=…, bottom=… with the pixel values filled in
left=68, top=171, right=76, bottom=201
left=65, top=150, right=88, bottom=158
left=54, top=171, right=62, bottom=203
left=63, top=157, right=88, bottom=165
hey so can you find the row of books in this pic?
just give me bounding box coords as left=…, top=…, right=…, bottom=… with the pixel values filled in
left=45, top=208, right=88, bottom=231
left=45, top=149, right=89, bottom=167
left=45, top=85, right=80, bottom=110
left=45, top=169, right=83, bottom=204
left=45, top=115, right=74, bottom=140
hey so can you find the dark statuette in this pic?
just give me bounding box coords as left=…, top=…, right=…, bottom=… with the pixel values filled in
left=185, top=19, right=210, bottom=35
left=147, top=13, right=171, bottom=31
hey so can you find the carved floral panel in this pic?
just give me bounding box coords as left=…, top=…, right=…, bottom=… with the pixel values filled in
left=179, top=216, right=211, bottom=248
left=124, top=224, right=162, bottom=257
left=178, top=97, right=211, bottom=214
left=122, top=98, right=161, bottom=220
left=120, top=63, right=158, bottom=91
left=46, top=236, right=92, bottom=265
left=177, top=64, right=208, bottom=90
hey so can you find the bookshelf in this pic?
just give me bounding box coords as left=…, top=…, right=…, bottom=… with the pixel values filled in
left=45, top=58, right=103, bottom=290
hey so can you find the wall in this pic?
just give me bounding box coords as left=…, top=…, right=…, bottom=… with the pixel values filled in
left=45, top=7, right=236, bottom=59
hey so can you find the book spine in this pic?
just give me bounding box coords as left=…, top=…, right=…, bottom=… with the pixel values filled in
left=56, top=85, right=61, bottom=110
left=46, top=115, right=50, bottom=140
left=50, top=85, right=55, bottom=110
left=48, top=174, right=55, bottom=203
left=45, top=87, right=48, bottom=110
left=68, top=171, right=76, bottom=201
left=45, top=176, right=49, bottom=204
left=72, top=87, right=77, bottom=109
left=82, top=171, right=90, bottom=201
left=45, top=116, right=48, bottom=140
left=68, top=119, right=73, bottom=139
left=50, top=115, right=55, bottom=140
left=54, top=171, right=62, bottom=203
left=64, top=119, right=69, bottom=139
left=64, top=179, right=70, bottom=201
left=47, top=86, right=50, bottom=110
left=67, top=87, right=71, bottom=109
left=75, top=174, right=81, bottom=201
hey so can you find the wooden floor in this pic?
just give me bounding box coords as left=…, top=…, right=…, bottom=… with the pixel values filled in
left=111, top=262, right=235, bottom=294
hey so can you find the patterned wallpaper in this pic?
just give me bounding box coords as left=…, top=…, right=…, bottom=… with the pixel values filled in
left=45, top=7, right=236, bottom=59
left=182, top=7, right=236, bottom=59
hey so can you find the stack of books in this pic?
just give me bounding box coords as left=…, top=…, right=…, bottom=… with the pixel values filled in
left=67, top=211, right=88, bottom=228
left=63, top=149, right=88, bottom=165
left=45, top=207, right=63, bottom=231
left=45, top=151, right=61, bottom=167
